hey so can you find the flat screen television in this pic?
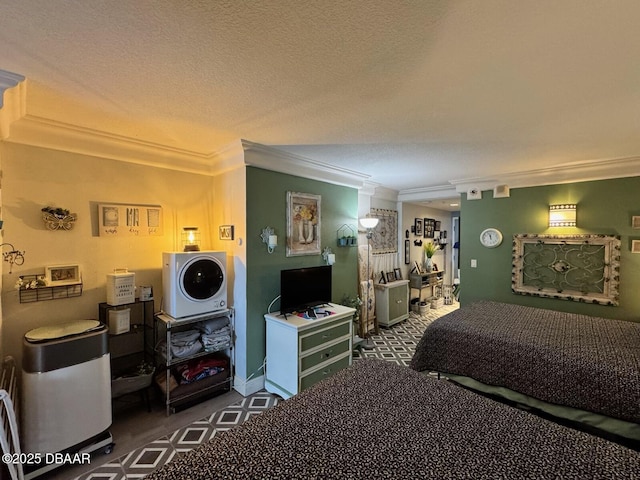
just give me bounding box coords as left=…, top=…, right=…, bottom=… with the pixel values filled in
left=280, top=265, right=332, bottom=314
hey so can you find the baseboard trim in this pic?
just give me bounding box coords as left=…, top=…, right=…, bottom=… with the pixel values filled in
left=233, top=374, right=265, bottom=397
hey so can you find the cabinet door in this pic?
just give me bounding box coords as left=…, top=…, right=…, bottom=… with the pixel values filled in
left=388, top=284, right=408, bottom=320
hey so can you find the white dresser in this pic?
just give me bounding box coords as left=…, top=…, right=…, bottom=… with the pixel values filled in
left=264, top=303, right=355, bottom=399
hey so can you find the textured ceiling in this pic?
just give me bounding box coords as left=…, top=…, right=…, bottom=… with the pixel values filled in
left=1, top=0, right=639, bottom=198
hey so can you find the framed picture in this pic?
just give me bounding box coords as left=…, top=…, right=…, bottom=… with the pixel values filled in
left=286, top=192, right=321, bottom=257
left=512, top=234, right=621, bottom=306
left=219, top=225, right=234, bottom=240
left=98, top=203, right=163, bottom=236
left=424, top=218, right=435, bottom=238
left=46, top=264, right=81, bottom=286
left=632, top=240, right=640, bottom=253
left=394, top=267, right=403, bottom=280
left=434, top=220, right=442, bottom=231
left=432, top=263, right=439, bottom=272
left=404, top=239, right=410, bottom=264
left=632, top=216, right=640, bottom=229
left=386, top=271, right=396, bottom=283
left=414, top=218, right=423, bottom=236
left=412, top=260, right=422, bottom=274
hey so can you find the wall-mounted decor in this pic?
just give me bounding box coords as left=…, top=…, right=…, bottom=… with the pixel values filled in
left=414, top=218, right=423, bottom=236
left=369, top=208, right=398, bottom=254
left=41, top=206, right=77, bottom=230
left=632, top=240, right=640, bottom=253
left=423, top=218, right=436, bottom=238
left=512, top=234, right=621, bottom=306
left=632, top=216, right=640, bottom=229
left=98, top=204, right=163, bottom=237
left=219, top=225, right=234, bottom=240
left=286, top=192, right=321, bottom=256
left=45, top=264, right=81, bottom=286
left=404, top=239, right=410, bottom=264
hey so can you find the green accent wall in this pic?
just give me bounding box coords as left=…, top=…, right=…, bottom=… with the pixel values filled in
left=245, top=166, right=359, bottom=378
left=461, top=176, right=640, bottom=321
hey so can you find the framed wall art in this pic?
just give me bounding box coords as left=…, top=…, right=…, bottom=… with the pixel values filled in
left=46, top=264, right=81, bottom=286
left=512, top=234, right=621, bottom=306
left=286, top=192, right=321, bottom=256
left=423, top=218, right=436, bottom=238
left=369, top=208, right=398, bottom=254
left=98, top=204, right=163, bottom=237
left=219, top=225, right=234, bottom=240
left=414, top=218, right=423, bottom=236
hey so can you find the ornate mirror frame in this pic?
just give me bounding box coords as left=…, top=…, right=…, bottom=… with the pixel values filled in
left=512, top=234, right=621, bottom=306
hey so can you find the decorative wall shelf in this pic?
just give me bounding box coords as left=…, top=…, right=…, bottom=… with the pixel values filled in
left=18, top=274, right=83, bottom=303
left=337, top=224, right=357, bottom=247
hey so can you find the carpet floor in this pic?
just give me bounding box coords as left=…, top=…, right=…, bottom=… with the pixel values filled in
left=63, top=303, right=458, bottom=479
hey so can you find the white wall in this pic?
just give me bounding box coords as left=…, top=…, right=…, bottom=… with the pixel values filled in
left=0, top=142, right=224, bottom=369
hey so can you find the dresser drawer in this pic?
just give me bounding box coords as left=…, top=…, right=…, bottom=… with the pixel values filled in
left=300, top=321, right=350, bottom=352
left=300, top=355, right=351, bottom=391
left=300, top=338, right=350, bottom=372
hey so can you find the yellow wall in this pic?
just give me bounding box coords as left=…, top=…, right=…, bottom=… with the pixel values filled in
left=0, top=142, right=232, bottom=368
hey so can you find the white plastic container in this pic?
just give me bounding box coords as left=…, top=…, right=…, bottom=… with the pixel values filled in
left=108, top=308, right=130, bottom=334
left=106, top=269, right=135, bottom=306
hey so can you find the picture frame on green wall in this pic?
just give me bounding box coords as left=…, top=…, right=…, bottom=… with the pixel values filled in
left=512, top=234, right=621, bottom=306
left=286, top=191, right=321, bottom=257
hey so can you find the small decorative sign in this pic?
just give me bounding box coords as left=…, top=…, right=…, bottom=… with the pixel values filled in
left=219, top=225, right=234, bottom=240
left=98, top=204, right=163, bottom=237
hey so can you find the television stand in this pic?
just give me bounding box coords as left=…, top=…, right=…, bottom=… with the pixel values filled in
left=264, top=303, right=355, bottom=399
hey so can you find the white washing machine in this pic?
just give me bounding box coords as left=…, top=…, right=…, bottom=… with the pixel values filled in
left=162, top=251, right=227, bottom=318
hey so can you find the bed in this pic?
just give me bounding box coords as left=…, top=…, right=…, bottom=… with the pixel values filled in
left=146, top=359, right=640, bottom=479
left=410, top=300, right=640, bottom=442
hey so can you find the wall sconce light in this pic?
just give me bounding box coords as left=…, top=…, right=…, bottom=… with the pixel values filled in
left=549, top=204, right=577, bottom=227
left=322, top=247, right=336, bottom=265
left=182, top=226, right=201, bottom=251
left=261, top=227, right=277, bottom=254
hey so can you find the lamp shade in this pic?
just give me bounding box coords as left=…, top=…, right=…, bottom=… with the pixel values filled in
left=549, top=204, right=577, bottom=227
left=359, top=217, right=379, bottom=229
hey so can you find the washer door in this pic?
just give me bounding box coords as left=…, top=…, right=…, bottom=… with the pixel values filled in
left=180, top=257, right=224, bottom=301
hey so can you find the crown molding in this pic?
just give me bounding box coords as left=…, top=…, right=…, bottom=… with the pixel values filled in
left=0, top=70, right=26, bottom=139
left=5, top=113, right=224, bottom=174
left=240, top=140, right=370, bottom=189
left=2, top=109, right=370, bottom=188
left=0, top=70, right=25, bottom=108
left=450, top=156, right=640, bottom=194
left=398, top=184, right=459, bottom=202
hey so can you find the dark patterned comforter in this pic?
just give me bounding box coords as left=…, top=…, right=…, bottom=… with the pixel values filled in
left=146, top=360, right=640, bottom=480
left=410, top=300, right=640, bottom=423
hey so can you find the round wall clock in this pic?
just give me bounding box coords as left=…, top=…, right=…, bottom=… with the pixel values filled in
left=480, top=228, right=503, bottom=248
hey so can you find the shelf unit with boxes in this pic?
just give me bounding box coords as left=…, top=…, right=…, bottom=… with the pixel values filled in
left=100, top=299, right=155, bottom=410
left=409, top=271, right=445, bottom=311
left=154, top=309, right=233, bottom=416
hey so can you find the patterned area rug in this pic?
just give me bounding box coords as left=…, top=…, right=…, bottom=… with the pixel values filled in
left=73, top=303, right=458, bottom=479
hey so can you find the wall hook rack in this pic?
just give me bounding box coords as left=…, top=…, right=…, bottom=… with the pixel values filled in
left=1, top=243, right=25, bottom=274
